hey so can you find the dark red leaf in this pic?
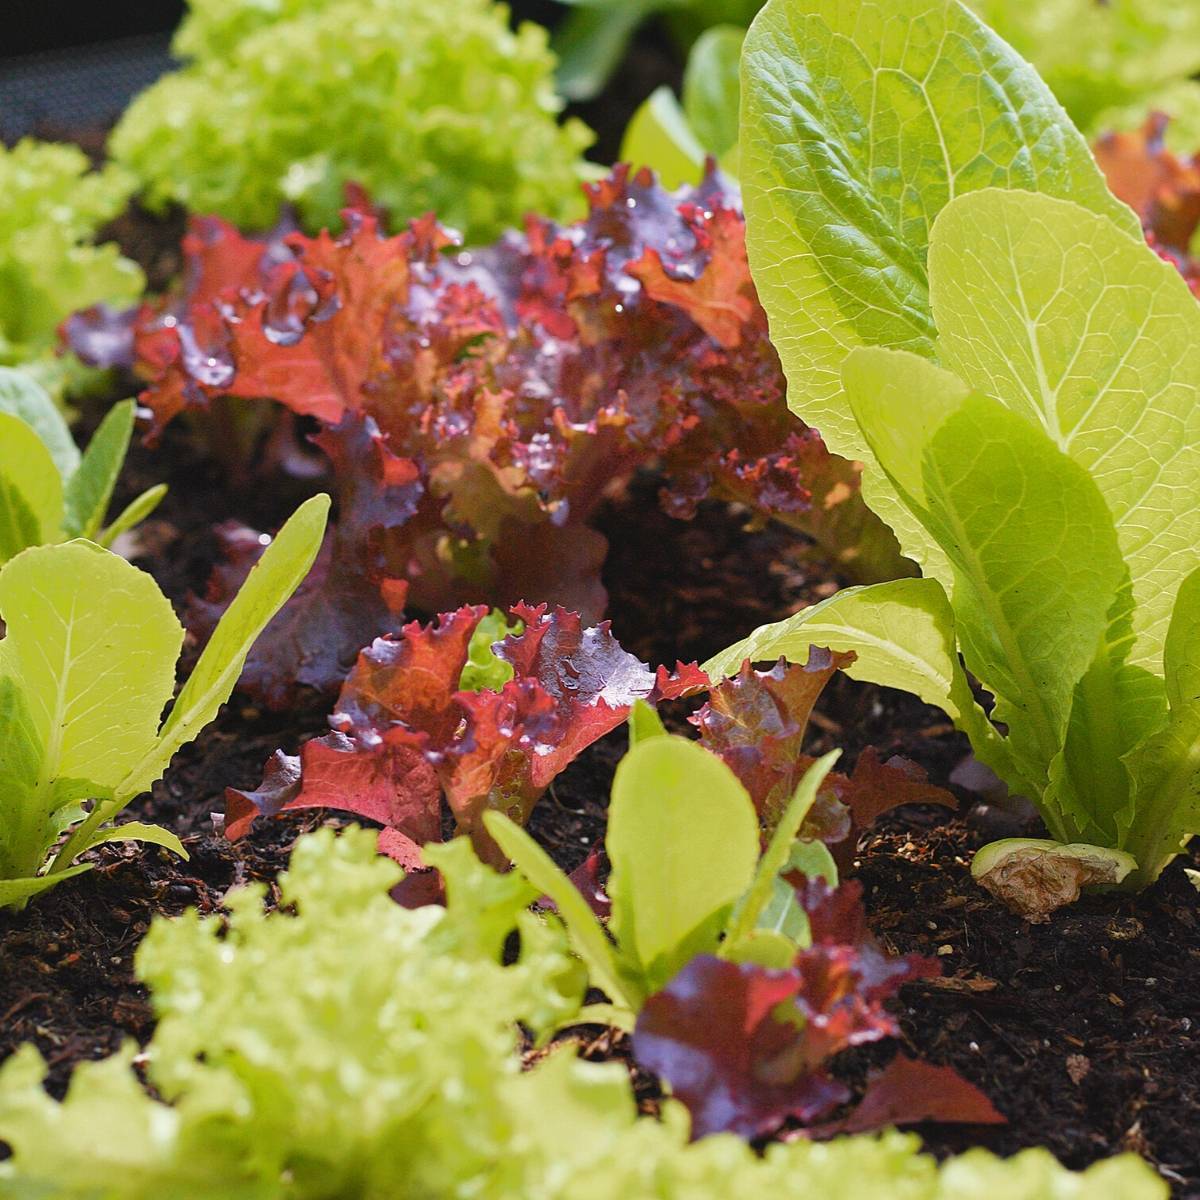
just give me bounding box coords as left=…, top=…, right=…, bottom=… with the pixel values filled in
left=691, top=649, right=855, bottom=828
left=633, top=882, right=939, bottom=1141
left=806, top=1055, right=1006, bottom=1138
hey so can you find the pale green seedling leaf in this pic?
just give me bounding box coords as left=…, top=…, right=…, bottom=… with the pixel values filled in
left=627, top=699, right=667, bottom=744
left=929, top=189, right=1200, bottom=672
left=98, top=484, right=168, bottom=549
left=62, top=399, right=135, bottom=540
left=74, top=822, right=189, bottom=861
left=0, top=541, right=183, bottom=792
left=130, top=494, right=329, bottom=794
left=483, top=810, right=632, bottom=1012
left=722, top=749, right=840, bottom=950
left=0, top=414, right=63, bottom=562
left=740, top=0, right=1138, bottom=557
left=705, top=575, right=1008, bottom=783
left=458, top=608, right=519, bottom=693
left=682, top=25, right=743, bottom=163
left=620, top=86, right=706, bottom=190
left=0, top=864, right=93, bottom=909
left=1121, top=566, right=1200, bottom=887
left=606, top=736, right=759, bottom=996
left=0, top=369, right=78, bottom=479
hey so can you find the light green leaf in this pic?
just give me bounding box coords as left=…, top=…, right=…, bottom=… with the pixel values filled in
left=0, top=541, right=183, bottom=793
left=553, top=1, right=656, bottom=102
left=98, top=484, right=168, bottom=549
left=850, top=354, right=1126, bottom=812
left=620, top=86, right=706, bottom=190
left=1121, top=567, right=1200, bottom=887
left=606, top=736, right=759, bottom=996
left=0, top=863, right=92, bottom=909
left=483, top=810, right=632, bottom=1012
left=722, top=749, right=839, bottom=949
left=130, top=494, right=330, bottom=794
left=929, top=189, right=1200, bottom=672
left=458, top=608, right=519, bottom=694
left=682, top=25, right=743, bottom=162
left=739, top=0, right=1138, bottom=496
left=74, top=822, right=189, bottom=861
left=704, top=575, right=1005, bottom=780
left=0, top=369, right=79, bottom=479
left=627, top=699, right=667, bottom=744
left=0, top=676, right=45, bottom=881
left=0, top=414, right=63, bottom=561
left=62, top=399, right=135, bottom=540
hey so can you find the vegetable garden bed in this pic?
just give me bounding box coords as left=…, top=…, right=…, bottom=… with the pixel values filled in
left=2, top=1, right=1200, bottom=1196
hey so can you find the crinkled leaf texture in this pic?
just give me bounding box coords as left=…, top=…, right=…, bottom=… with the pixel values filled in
left=632, top=879, right=939, bottom=1140
left=691, top=651, right=954, bottom=869
left=226, top=604, right=706, bottom=866
left=0, top=827, right=1164, bottom=1200
left=109, top=0, right=593, bottom=243
left=82, top=165, right=908, bottom=704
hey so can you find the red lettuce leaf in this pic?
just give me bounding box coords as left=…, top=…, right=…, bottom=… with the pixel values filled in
left=632, top=880, right=938, bottom=1140
left=99, top=166, right=907, bottom=704
left=693, top=653, right=955, bottom=863
left=804, top=1054, right=1005, bottom=1138
left=226, top=603, right=706, bottom=863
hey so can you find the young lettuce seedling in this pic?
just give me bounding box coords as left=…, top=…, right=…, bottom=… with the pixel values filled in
left=711, top=0, right=1200, bottom=912
left=0, top=372, right=166, bottom=563
left=0, top=493, right=329, bottom=909
left=485, top=728, right=841, bottom=1026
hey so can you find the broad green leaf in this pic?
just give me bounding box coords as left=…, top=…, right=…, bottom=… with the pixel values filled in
left=850, top=354, right=1126, bottom=799
left=553, top=1, right=654, bottom=102
left=0, top=863, right=92, bottom=909
left=929, top=189, right=1200, bottom=672
left=682, top=25, right=743, bottom=162
left=739, top=0, right=1138, bottom=507
left=1121, top=567, right=1200, bottom=887
left=0, top=677, right=45, bottom=880
left=620, top=86, right=706, bottom=190
left=722, top=749, right=839, bottom=950
left=0, top=541, right=182, bottom=793
left=0, top=368, right=79, bottom=479
left=483, top=811, right=633, bottom=1011
left=98, top=484, right=168, bottom=549
left=74, top=822, right=189, bottom=861
left=62, top=399, right=135, bottom=540
left=0, top=414, right=63, bottom=561
left=627, top=699, right=667, bottom=744
left=606, top=736, right=759, bottom=996
left=132, top=494, right=329, bottom=794
left=704, top=576, right=1006, bottom=782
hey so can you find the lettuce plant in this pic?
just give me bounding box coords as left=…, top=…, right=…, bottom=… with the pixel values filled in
left=0, top=495, right=328, bottom=910
left=109, top=0, right=594, bottom=243
left=0, top=140, right=142, bottom=398
left=0, top=374, right=165, bottom=565
left=491, top=733, right=997, bottom=1140
left=710, top=0, right=1200, bottom=909
left=225, top=603, right=706, bottom=866
left=0, top=825, right=1163, bottom=1198
left=75, top=169, right=908, bottom=704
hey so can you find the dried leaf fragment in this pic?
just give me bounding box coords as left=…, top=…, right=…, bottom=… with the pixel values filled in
left=971, top=839, right=1136, bottom=923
